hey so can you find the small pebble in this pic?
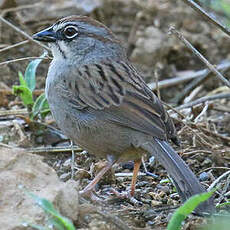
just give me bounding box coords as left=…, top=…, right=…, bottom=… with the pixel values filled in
left=156, top=184, right=170, bottom=193
left=136, top=181, right=149, bottom=187
left=151, top=199, right=162, bottom=206
left=63, top=158, right=71, bottom=168
left=74, top=169, right=91, bottom=180
left=60, top=172, right=71, bottom=181
left=147, top=221, right=155, bottom=226
left=199, top=172, right=209, bottom=181
left=149, top=156, right=155, bottom=165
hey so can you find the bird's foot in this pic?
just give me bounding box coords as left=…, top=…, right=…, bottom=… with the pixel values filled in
left=108, top=188, right=142, bottom=206
left=79, top=189, right=105, bottom=203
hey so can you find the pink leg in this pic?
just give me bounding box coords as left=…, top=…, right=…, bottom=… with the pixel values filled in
left=109, top=159, right=142, bottom=205
left=80, top=160, right=114, bottom=198
left=130, top=159, right=141, bottom=196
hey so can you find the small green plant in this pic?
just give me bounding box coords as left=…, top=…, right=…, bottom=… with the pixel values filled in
left=167, top=190, right=214, bottom=230
left=13, top=51, right=50, bottom=120
left=24, top=190, right=75, bottom=230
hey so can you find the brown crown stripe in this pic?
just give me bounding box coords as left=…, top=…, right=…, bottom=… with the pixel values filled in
left=56, top=16, right=120, bottom=44
left=57, top=16, right=110, bottom=30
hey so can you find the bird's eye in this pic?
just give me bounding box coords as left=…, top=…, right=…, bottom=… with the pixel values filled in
left=63, top=26, right=78, bottom=39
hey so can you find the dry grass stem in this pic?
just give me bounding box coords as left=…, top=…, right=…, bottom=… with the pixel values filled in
left=0, top=109, right=28, bottom=116
left=208, top=170, right=230, bottom=191
left=0, top=40, right=29, bottom=53
left=169, top=26, right=230, bottom=87
left=148, top=61, right=230, bottom=90
left=175, top=92, right=230, bottom=110
left=28, top=146, right=83, bottom=154
left=0, top=56, right=50, bottom=66
left=0, top=15, right=50, bottom=51
left=70, top=141, right=75, bottom=179
left=1, top=3, right=41, bottom=16
left=181, top=0, right=230, bottom=37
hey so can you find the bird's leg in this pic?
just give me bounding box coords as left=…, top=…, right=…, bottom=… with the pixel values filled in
left=109, top=159, right=142, bottom=205
left=130, top=159, right=141, bottom=196
left=80, top=160, right=114, bottom=200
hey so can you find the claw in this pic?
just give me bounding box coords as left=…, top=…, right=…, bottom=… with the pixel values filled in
left=108, top=188, right=142, bottom=206
left=79, top=189, right=105, bottom=203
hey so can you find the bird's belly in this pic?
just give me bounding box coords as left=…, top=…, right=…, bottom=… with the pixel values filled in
left=49, top=101, right=140, bottom=158
left=48, top=98, right=146, bottom=160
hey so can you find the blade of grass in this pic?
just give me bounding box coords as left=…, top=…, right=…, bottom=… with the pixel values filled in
left=27, top=191, right=75, bottom=230
left=24, top=51, right=47, bottom=92
left=31, top=93, right=49, bottom=119
left=167, top=190, right=214, bottom=230
left=18, top=71, right=27, bottom=87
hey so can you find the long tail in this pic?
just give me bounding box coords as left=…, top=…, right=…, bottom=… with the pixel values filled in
left=141, top=138, right=214, bottom=214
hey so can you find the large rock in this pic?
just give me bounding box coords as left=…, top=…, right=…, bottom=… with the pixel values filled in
left=0, top=147, right=79, bottom=230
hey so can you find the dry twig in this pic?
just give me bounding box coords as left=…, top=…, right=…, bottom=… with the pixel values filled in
left=0, top=15, right=50, bottom=51
left=148, top=62, right=230, bottom=90
left=0, top=109, right=28, bottom=117
left=208, top=170, right=230, bottom=191
left=169, top=26, right=230, bottom=88
left=175, top=93, right=230, bottom=110
left=0, top=56, right=50, bottom=66
left=0, top=40, right=29, bottom=53
left=28, top=146, right=83, bottom=154
left=181, top=0, right=230, bottom=37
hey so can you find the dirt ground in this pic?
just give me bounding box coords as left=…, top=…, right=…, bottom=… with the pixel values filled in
left=0, top=0, right=230, bottom=229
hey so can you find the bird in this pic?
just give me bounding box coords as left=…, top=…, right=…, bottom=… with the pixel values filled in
left=33, top=15, right=214, bottom=213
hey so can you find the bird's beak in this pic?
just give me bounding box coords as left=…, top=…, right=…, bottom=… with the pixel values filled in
left=33, top=27, right=56, bottom=42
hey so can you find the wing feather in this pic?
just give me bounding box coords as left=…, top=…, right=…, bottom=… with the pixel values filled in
left=63, top=59, right=177, bottom=142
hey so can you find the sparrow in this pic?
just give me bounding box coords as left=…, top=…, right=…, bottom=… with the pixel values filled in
left=33, top=15, right=214, bottom=213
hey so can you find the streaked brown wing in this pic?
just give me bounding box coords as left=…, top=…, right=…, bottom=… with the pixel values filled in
left=66, top=59, right=177, bottom=141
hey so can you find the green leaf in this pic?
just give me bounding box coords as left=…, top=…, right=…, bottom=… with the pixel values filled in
left=24, top=51, right=47, bottom=92
left=31, top=93, right=49, bottom=119
left=167, top=190, right=214, bottom=230
left=160, top=178, right=170, bottom=184
left=27, top=192, right=75, bottom=230
left=49, top=218, right=67, bottom=230
left=216, top=201, right=230, bottom=208
left=18, top=71, right=27, bottom=87
left=13, top=85, right=34, bottom=106
left=40, top=109, right=50, bottom=119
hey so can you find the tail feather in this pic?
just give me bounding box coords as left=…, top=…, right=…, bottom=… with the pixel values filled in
left=141, top=138, right=214, bottom=214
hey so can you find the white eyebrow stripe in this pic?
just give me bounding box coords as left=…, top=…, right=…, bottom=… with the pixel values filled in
left=53, top=22, right=79, bottom=32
